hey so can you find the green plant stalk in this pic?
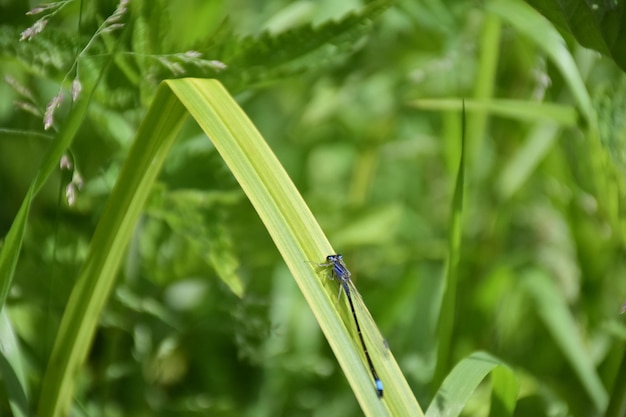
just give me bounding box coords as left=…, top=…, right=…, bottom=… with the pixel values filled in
left=467, top=12, right=501, bottom=167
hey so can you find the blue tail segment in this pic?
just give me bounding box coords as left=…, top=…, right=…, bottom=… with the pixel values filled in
left=319, top=254, right=384, bottom=399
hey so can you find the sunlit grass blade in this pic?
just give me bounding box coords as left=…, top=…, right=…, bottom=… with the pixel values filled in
left=166, top=78, right=421, bottom=416
left=426, top=351, right=519, bottom=417
left=522, top=269, right=608, bottom=412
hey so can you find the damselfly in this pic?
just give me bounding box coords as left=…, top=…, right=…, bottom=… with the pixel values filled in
left=317, top=254, right=384, bottom=398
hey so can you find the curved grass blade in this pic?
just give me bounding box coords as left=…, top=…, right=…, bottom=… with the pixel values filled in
left=36, top=78, right=421, bottom=417
left=166, top=78, right=421, bottom=416
left=426, top=351, right=519, bottom=417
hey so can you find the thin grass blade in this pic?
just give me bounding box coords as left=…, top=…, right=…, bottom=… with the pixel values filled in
left=433, top=101, right=466, bottom=389
left=37, top=86, right=188, bottom=417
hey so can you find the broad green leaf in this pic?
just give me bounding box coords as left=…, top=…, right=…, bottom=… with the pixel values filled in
left=524, top=0, right=626, bottom=73
left=426, top=351, right=519, bottom=417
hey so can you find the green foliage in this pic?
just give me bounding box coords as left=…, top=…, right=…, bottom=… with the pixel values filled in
left=426, top=352, right=519, bottom=417
left=217, top=0, right=393, bottom=91
left=145, top=187, right=245, bottom=297
left=525, top=0, right=626, bottom=72
left=1, top=0, right=626, bottom=416
left=596, top=77, right=626, bottom=176
left=0, top=26, right=80, bottom=75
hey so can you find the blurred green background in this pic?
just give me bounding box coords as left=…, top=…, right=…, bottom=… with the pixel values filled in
left=1, top=0, right=626, bottom=416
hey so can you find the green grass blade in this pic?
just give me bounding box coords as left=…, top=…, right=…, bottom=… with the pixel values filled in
left=37, top=85, right=188, bottom=417
left=605, top=347, right=626, bottom=417
left=166, top=78, right=421, bottom=416
left=0, top=87, right=91, bottom=417
left=0, top=92, right=90, bottom=313
left=489, top=364, right=519, bottom=417
left=433, top=102, right=466, bottom=389
left=409, top=98, right=577, bottom=127
left=426, top=351, right=519, bottom=417
left=0, top=186, right=33, bottom=314
left=522, top=268, right=608, bottom=411
left=497, top=123, right=561, bottom=199
left=467, top=12, right=501, bottom=164
left=0, top=309, right=31, bottom=417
